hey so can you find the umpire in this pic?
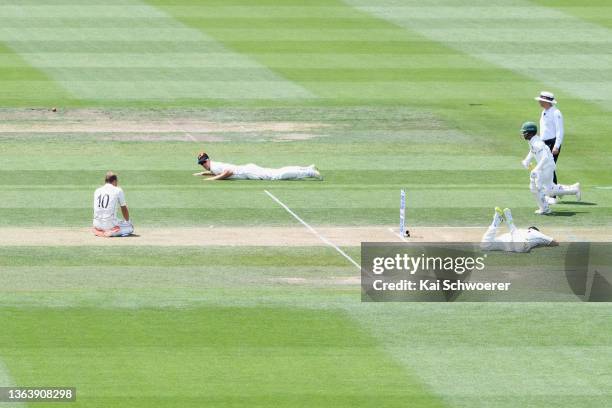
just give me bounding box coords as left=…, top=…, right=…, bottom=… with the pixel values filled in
left=535, top=91, right=564, bottom=201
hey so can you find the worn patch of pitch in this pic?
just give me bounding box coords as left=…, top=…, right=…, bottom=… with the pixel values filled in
left=0, top=226, right=609, bottom=247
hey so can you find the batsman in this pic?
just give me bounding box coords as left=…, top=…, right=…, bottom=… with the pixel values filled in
left=520, top=122, right=580, bottom=215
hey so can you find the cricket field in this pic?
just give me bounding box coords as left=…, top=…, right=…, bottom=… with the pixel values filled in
left=1, top=0, right=611, bottom=407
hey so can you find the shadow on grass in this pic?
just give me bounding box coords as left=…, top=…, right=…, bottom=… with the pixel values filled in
left=549, top=211, right=588, bottom=217
left=557, top=201, right=597, bottom=206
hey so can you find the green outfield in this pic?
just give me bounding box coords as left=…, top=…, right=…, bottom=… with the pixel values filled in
left=1, top=0, right=611, bottom=407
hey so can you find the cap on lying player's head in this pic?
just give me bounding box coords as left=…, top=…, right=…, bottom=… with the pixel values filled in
left=197, top=152, right=210, bottom=165
left=534, top=91, right=557, bottom=105
left=528, top=226, right=539, bottom=232
left=521, top=121, right=538, bottom=138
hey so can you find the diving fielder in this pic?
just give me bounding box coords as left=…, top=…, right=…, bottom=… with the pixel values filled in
left=481, top=207, right=557, bottom=253
left=92, top=172, right=134, bottom=237
left=520, top=122, right=580, bottom=215
left=193, top=152, right=322, bottom=181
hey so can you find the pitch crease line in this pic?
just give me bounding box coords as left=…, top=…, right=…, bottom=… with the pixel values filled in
left=264, top=190, right=360, bottom=270
left=388, top=227, right=407, bottom=242
left=166, top=119, right=197, bottom=142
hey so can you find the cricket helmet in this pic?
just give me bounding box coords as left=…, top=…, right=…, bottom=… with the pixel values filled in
left=520, top=121, right=538, bottom=139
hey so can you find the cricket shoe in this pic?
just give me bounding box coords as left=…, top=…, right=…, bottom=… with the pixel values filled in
left=492, top=207, right=504, bottom=226
left=495, top=207, right=504, bottom=220
left=534, top=207, right=552, bottom=215
left=574, top=183, right=581, bottom=202
left=503, top=208, right=514, bottom=224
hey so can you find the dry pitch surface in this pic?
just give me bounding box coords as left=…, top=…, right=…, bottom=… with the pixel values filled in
left=2, top=226, right=609, bottom=247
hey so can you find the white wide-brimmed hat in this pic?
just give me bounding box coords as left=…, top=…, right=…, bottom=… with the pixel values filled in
left=534, top=91, right=557, bottom=104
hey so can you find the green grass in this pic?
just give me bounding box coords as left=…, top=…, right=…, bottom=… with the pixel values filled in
left=1, top=0, right=612, bottom=407
left=0, top=306, right=446, bottom=408
left=1, top=246, right=611, bottom=407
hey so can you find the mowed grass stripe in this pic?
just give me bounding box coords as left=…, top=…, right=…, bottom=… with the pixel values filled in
left=0, top=53, right=512, bottom=70
left=0, top=42, right=72, bottom=105
left=0, top=170, right=596, bottom=186
left=13, top=67, right=612, bottom=82
left=530, top=2, right=612, bottom=29
left=0, top=17, right=392, bottom=30
left=5, top=67, right=606, bottom=83
left=0, top=246, right=353, bottom=267
left=1, top=206, right=607, bottom=228
left=0, top=266, right=359, bottom=291
left=5, top=40, right=605, bottom=56
left=0, top=307, right=445, bottom=408
left=138, top=0, right=564, bottom=142
left=347, top=302, right=612, bottom=408
left=0, top=1, right=312, bottom=102
left=348, top=0, right=612, bottom=107
left=1, top=186, right=605, bottom=210
left=89, top=16, right=612, bottom=29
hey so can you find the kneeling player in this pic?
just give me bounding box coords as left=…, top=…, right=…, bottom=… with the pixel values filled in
left=193, top=152, right=322, bottom=181
left=92, top=172, right=134, bottom=237
left=481, top=207, right=557, bottom=252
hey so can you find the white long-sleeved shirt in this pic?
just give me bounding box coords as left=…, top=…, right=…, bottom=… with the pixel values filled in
left=487, top=228, right=554, bottom=253
left=93, top=183, right=127, bottom=229
left=523, top=136, right=556, bottom=174
left=539, top=106, right=564, bottom=149
left=209, top=161, right=267, bottom=180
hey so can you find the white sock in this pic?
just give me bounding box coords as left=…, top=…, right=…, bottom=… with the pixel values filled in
left=555, top=184, right=578, bottom=196
left=533, top=190, right=549, bottom=211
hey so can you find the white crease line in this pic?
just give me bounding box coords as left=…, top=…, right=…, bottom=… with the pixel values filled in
left=388, top=227, right=407, bottom=242
left=166, top=119, right=197, bottom=142
left=264, top=190, right=361, bottom=270
left=594, top=186, right=612, bottom=190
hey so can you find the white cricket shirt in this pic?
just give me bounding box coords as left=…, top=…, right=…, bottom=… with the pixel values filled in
left=210, top=161, right=237, bottom=176
left=497, top=229, right=554, bottom=252
left=93, top=183, right=127, bottom=229
left=539, top=106, right=564, bottom=149
left=529, top=136, right=556, bottom=172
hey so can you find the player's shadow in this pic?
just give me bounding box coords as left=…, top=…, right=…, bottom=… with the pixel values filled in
left=548, top=211, right=587, bottom=217
left=557, top=201, right=597, bottom=206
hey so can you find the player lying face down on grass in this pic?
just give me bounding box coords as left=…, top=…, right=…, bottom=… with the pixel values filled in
left=192, top=152, right=322, bottom=181
left=481, top=207, right=558, bottom=253
left=520, top=122, right=580, bottom=215
left=92, top=172, right=134, bottom=237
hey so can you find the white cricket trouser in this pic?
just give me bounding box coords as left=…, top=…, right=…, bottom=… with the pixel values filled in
left=482, top=224, right=552, bottom=252
left=111, top=220, right=134, bottom=237
left=268, top=166, right=317, bottom=180
left=237, top=164, right=316, bottom=180
left=530, top=166, right=578, bottom=210
left=481, top=223, right=524, bottom=252
left=94, top=220, right=134, bottom=237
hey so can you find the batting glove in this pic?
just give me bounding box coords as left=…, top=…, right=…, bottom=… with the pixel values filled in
left=522, top=159, right=530, bottom=169
left=530, top=171, right=538, bottom=180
